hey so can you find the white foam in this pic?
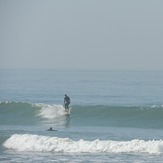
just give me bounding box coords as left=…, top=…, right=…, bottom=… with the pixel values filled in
left=0, top=101, right=10, bottom=104
left=34, top=103, right=68, bottom=119
left=3, top=134, right=163, bottom=154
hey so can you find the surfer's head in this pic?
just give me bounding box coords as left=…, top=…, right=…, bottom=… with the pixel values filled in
left=47, top=127, right=53, bottom=131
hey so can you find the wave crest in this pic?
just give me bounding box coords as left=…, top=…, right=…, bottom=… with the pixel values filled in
left=35, top=103, right=68, bottom=118
left=3, top=134, right=163, bottom=154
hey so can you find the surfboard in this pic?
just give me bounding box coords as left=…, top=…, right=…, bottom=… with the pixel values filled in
left=65, top=108, right=71, bottom=115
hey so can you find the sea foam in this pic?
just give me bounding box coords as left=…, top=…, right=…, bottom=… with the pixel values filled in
left=35, top=103, right=68, bottom=119
left=3, top=134, right=163, bottom=154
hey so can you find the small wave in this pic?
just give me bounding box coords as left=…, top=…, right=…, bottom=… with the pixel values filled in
left=34, top=103, right=68, bottom=119
left=0, top=102, right=69, bottom=125
left=34, top=103, right=70, bottom=126
left=71, top=105, right=163, bottom=129
left=3, top=134, right=163, bottom=154
left=1, top=102, right=163, bottom=128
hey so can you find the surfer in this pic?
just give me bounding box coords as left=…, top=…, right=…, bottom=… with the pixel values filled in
left=47, top=127, right=57, bottom=131
left=64, top=94, right=70, bottom=112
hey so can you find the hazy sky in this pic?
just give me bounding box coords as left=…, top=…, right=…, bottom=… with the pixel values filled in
left=0, top=0, right=163, bottom=70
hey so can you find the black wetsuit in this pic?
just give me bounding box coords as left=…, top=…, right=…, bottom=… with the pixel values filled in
left=64, top=96, right=70, bottom=110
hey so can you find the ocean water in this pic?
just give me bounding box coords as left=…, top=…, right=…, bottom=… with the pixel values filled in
left=1, top=70, right=163, bottom=162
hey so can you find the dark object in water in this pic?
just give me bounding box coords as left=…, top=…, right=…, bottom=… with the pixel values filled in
left=47, top=127, right=57, bottom=131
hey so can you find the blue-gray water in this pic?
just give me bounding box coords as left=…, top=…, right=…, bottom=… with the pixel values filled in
left=1, top=70, right=163, bottom=162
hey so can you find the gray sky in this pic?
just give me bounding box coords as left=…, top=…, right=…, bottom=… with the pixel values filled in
left=0, top=0, right=163, bottom=70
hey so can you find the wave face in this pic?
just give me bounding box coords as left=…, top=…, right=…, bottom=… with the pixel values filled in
left=1, top=102, right=163, bottom=129
left=3, top=134, right=163, bottom=154
left=0, top=102, right=68, bottom=125
left=71, top=105, right=163, bottom=129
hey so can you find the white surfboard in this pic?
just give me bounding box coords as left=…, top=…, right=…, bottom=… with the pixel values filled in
left=64, top=108, right=71, bottom=115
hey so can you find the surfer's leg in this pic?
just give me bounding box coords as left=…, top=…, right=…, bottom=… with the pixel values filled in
left=65, top=103, right=68, bottom=110
left=66, top=104, right=70, bottom=112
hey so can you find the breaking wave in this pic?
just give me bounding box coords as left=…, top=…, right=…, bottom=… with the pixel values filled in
left=1, top=101, right=163, bottom=128
left=3, top=134, right=163, bottom=154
